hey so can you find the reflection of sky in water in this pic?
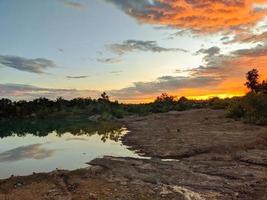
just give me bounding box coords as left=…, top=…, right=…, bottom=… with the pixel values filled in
left=0, top=143, right=56, bottom=162
left=0, top=130, right=140, bottom=179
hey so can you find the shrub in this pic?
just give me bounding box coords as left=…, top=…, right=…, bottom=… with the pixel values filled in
left=227, top=100, right=245, bottom=118
left=209, top=97, right=229, bottom=110
left=243, top=92, right=267, bottom=125
left=227, top=92, right=267, bottom=125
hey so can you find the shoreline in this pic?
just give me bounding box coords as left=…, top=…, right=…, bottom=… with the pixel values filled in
left=1, top=109, right=267, bottom=200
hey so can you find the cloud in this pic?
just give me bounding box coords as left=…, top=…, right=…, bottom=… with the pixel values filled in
left=110, top=70, right=123, bottom=76
left=66, top=75, right=88, bottom=79
left=166, top=42, right=267, bottom=100
left=108, top=74, right=223, bottom=100
left=0, top=73, right=222, bottom=102
left=59, top=0, right=86, bottom=10
left=104, top=0, right=267, bottom=34
left=97, top=58, right=121, bottom=64
left=0, top=55, right=56, bottom=74
left=225, top=31, right=267, bottom=44
left=110, top=70, right=123, bottom=74
left=0, top=144, right=56, bottom=162
left=232, top=44, right=267, bottom=57
left=106, top=40, right=188, bottom=55
left=65, top=138, right=89, bottom=141
left=58, top=48, right=64, bottom=52
left=168, top=29, right=194, bottom=39
left=186, top=43, right=267, bottom=92
left=0, top=83, right=101, bottom=100
left=2, top=41, right=267, bottom=102
left=196, top=46, right=221, bottom=57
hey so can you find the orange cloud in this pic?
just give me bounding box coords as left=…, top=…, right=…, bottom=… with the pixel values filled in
left=103, top=46, right=267, bottom=102
left=177, top=52, right=267, bottom=100
left=108, top=0, right=267, bottom=34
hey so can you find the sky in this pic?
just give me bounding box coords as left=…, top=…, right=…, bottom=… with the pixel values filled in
left=0, top=0, right=267, bottom=103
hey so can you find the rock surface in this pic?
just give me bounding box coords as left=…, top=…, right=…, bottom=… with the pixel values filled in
left=0, top=109, right=267, bottom=199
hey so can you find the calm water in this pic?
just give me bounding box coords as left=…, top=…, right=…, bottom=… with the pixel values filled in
left=0, top=117, right=139, bottom=179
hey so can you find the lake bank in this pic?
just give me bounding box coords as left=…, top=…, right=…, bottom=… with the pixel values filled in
left=0, top=119, right=140, bottom=179
left=1, top=109, right=267, bottom=200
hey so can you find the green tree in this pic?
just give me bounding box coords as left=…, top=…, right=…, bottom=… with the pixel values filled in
left=245, top=69, right=260, bottom=93
left=155, top=93, right=175, bottom=104
left=99, top=92, right=110, bottom=102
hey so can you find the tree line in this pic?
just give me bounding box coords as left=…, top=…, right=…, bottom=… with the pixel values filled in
left=0, top=69, right=266, bottom=124
left=0, top=91, right=208, bottom=120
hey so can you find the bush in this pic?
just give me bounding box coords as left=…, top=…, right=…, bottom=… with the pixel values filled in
left=227, top=92, right=267, bottom=125
left=243, top=92, right=267, bottom=125
left=209, top=97, right=229, bottom=110
left=227, top=100, right=245, bottom=118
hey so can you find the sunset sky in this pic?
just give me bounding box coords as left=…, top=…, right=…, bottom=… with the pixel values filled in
left=0, top=0, right=267, bottom=103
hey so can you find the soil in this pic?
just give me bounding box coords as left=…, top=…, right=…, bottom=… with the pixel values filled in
left=1, top=109, right=267, bottom=200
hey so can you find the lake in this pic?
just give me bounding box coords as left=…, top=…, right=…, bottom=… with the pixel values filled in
left=0, top=117, right=139, bottom=179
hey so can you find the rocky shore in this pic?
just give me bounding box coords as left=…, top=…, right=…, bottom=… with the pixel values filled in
left=1, top=109, right=267, bottom=200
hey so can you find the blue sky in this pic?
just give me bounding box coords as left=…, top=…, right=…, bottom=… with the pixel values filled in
left=0, top=0, right=267, bottom=102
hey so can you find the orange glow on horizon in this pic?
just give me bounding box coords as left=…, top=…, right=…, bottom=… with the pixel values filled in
left=120, top=91, right=246, bottom=104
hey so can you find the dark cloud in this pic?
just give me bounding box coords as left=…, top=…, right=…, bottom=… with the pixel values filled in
left=232, top=44, right=267, bottom=57
left=97, top=58, right=121, bottom=64
left=0, top=55, right=56, bottom=74
left=109, top=75, right=223, bottom=99
left=196, top=46, right=221, bottom=57
left=110, top=70, right=123, bottom=76
left=58, top=48, right=64, bottom=52
left=195, top=46, right=222, bottom=66
left=59, top=0, right=86, bottom=10
left=185, top=42, right=267, bottom=80
left=104, top=0, right=152, bottom=14
left=106, top=40, right=188, bottom=55
left=0, top=144, right=56, bottom=162
left=0, top=72, right=222, bottom=102
left=224, top=31, right=267, bottom=44
left=0, top=83, right=100, bottom=100
left=66, top=75, right=88, bottom=79
left=167, top=29, right=194, bottom=39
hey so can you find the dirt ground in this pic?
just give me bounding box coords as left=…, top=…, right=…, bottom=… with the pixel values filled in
left=0, top=109, right=267, bottom=200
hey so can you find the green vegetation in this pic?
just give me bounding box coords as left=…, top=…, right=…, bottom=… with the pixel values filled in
left=0, top=69, right=266, bottom=125
left=0, top=92, right=208, bottom=120
left=227, top=69, right=267, bottom=125
left=0, top=116, right=123, bottom=142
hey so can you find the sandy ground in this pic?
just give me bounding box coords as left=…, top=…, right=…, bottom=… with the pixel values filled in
left=0, top=109, right=267, bottom=200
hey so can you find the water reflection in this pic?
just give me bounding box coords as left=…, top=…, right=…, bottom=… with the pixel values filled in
left=0, top=143, right=56, bottom=162
left=0, top=117, right=139, bottom=179
left=65, top=137, right=89, bottom=141
left=0, top=117, right=123, bottom=142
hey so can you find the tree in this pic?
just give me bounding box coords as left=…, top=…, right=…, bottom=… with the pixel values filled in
left=154, top=93, right=175, bottom=104
left=99, top=92, right=110, bottom=102
left=178, top=96, right=188, bottom=103
left=245, top=69, right=260, bottom=93
left=260, top=80, right=267, bottom=94
left=101, top=92, right=109, bottom=101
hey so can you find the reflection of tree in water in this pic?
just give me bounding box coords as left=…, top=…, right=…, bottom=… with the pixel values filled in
left=0, top=117, right=124, bottom=142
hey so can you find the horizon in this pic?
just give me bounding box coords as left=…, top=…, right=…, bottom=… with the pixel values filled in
left=0, top=0, right=267, bottom=103
left=0, top=89, right=245, bottom=104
